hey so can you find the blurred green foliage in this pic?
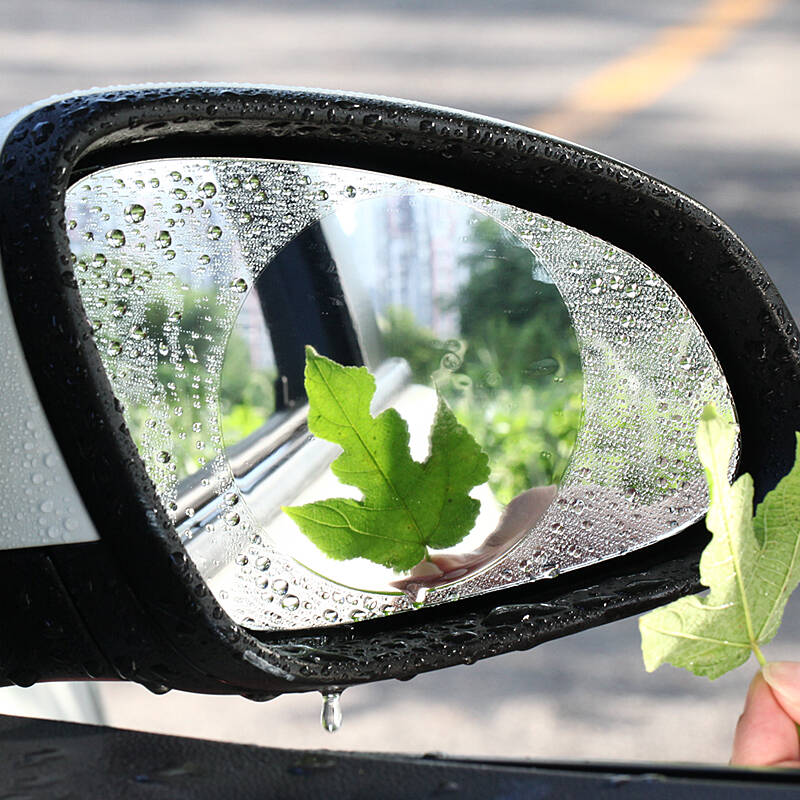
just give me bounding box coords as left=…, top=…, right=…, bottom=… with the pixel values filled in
left=218, top=329, right=276, bottom=445
left=380, top=306, right=446, bottom=384
left=116, top=287, right=276, bottom=480
left=456, top=219, right=582, bottom=382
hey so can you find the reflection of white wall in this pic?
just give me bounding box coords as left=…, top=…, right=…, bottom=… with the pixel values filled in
left=322, top=195, right=470, bottom=341
left=237, top=290, right=275, bottom=370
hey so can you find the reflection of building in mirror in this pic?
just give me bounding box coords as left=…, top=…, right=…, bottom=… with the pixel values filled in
left=324, top=195, right=468, bottom=340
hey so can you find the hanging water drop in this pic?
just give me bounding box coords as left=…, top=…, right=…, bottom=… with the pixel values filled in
left=320, top=691, right=343, bottom=733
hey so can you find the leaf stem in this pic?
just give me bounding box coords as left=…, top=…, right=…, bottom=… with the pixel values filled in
left=752, top=642, right=767, bottom=668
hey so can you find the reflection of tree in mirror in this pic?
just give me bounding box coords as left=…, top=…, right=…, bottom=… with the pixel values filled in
left=454, top=385, right=581, bottom=505
left=379, top=306, right=445, bottom=384
left=218, top=330, right=276, bottom=444
left=457, top=218, right=582, bottom=384
left=579, top=320, right=721, bottom=502
left=134, top=291, right=276, bottom=472
left=119, top=287, right=232, bottom=480
left=83, top=262, right=275, bottom=483
left=381, top=218, right=583, bottom=505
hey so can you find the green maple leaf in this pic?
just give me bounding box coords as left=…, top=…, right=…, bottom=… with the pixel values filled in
left=282, top=347, right=490, bottom=571
left=640, top=405, right=800, bottom=679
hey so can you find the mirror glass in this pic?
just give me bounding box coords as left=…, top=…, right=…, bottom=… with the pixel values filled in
left=65, top=158, right=737, bottom=630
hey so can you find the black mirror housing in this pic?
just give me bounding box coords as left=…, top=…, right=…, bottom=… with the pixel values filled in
left=0, top=85, right=798, bottom=697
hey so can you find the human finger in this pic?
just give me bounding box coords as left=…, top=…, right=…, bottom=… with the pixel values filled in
left=763, top=662, right=800, bottom=728
left=731, top=670, right=800, bottom=767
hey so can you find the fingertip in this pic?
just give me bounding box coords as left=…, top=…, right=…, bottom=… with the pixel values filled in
left=763, top=662, right=800, bottom=727
left=763, top=661, right=800, bottom=695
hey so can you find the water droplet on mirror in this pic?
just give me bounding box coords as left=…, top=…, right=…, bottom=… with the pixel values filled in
left=542, top=564, right=561, bottom=578
left=624, top=283, right=640, bottom=298
left=529, top=357, right=559, bottom=376
left=115, top=267, right=135, bottom=286
left=230, top=278, right=248, bottom=293
left=207, top=225, right=222, bottom=240
left=124, top=204, right=146, bottom=223
left=199, top=181, right=217, bottom=198
left=320, top=691, right=343, bottom=733
left=106, top=229, right=125, bottom=248
left=282, top=595, right=300, bottom=611
left=440, top=352, right=462, bottom=371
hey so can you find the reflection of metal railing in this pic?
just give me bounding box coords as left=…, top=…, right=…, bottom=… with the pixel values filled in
left=174, top=402, right=310, bottom=524
left=178, top=358, right=413, bottom=577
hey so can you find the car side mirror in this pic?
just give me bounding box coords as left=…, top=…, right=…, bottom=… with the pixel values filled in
left=0, top=86, right=798, bottom=699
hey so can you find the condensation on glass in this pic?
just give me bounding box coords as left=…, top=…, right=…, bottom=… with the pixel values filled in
left=65, top=159, right=737, bottom=631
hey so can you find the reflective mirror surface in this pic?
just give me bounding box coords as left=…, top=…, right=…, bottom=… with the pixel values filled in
left=66, top=159, right=737, bottom=630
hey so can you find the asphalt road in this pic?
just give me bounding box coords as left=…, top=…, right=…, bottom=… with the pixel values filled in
left=1, top=0, right=799, bottom=765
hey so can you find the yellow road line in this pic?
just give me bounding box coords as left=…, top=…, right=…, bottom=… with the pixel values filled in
left=529, top=0, right=782, bottom=141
